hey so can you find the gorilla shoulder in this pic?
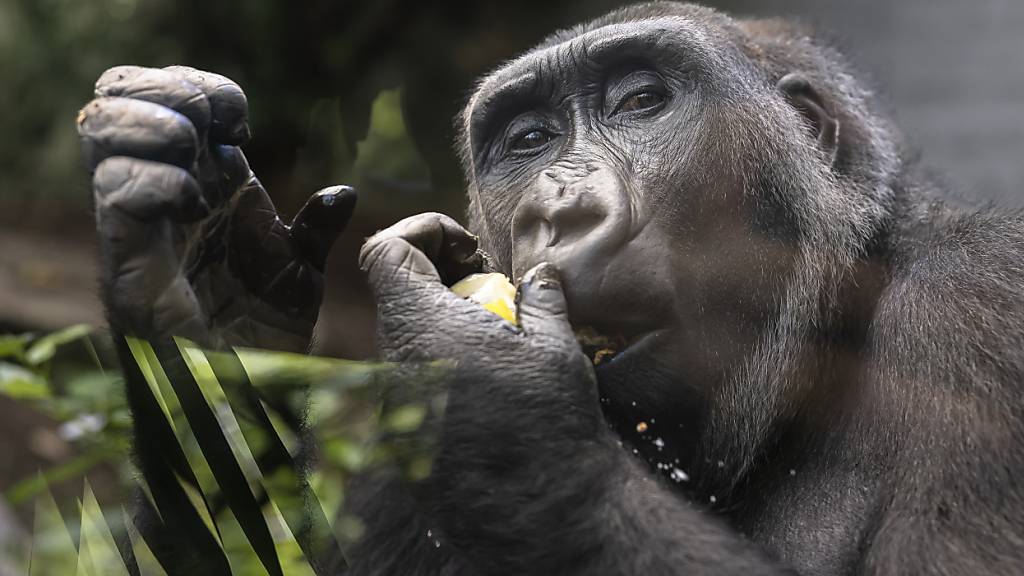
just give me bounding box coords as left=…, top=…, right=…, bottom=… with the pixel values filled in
left=877, top=206, right=1024, bottom=377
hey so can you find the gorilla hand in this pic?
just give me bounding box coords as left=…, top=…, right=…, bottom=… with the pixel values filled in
left=358, top=212, right=598, bottom=413
left=78, top=66, right=355, bottom=351
left=359, top=213, right=619, bottom=572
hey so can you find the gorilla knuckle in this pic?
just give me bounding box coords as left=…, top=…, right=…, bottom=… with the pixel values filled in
left=94, top=65, right=212, bottom=133
left=399, top=212, right=463, bottom=239
left=409, top=211, right=450, bottom=225
left=163, top=65, right=250, bottom=145
left=426, top=211, right=464, bottom=231
left=360, top=236, right=429, bottom=291
left=358, top=233, right=394, bottom=273
left=92, top=156, right=135, bottom=194
left=78, top=97, right=199, bottom=170
left=94, top=157, right=203, bottom=221
left=385, top=213, right=444, bottom=244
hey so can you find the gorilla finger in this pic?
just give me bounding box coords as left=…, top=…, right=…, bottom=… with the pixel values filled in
left=290, top=185, right=357, bottom=272
left=359, top=233, right=444, bottom=299
left=363, top=212, right=482, bottom=285
left=515, top=262, right=576, bottom=342
left=164, top=65, right=250, bottom=145
left=78, top=97, right=198, bottom=170
left=94, top=156, right=207, bottom=222
left=228, top=177, right=319, bottom=311
left=193, top=143, right=257, bottom=207
left=94, top=66, right=211, bottom=137
left=231, top=176, right=288, bottom=263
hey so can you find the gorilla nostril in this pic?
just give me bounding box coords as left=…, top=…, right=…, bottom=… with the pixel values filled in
left=542, top=220, right=558, bottom=248
left=549, top=208, right=605, bottom=248
left=513, top=163, right=628, bottom=266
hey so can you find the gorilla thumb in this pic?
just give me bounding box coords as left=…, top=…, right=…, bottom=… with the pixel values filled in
left=289, top=185, right=356, bottom=272
left=515, top=263, right=575, bottom=342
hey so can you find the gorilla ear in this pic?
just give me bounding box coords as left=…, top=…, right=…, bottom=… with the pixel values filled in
left=777, top=73, right=839, bottom=167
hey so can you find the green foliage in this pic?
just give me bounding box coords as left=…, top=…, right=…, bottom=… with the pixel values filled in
left=24, top=324, right=93, bottom=366
left=0, top=327, right=451, bottom=574
left=0, top=361, right=48, bottom=400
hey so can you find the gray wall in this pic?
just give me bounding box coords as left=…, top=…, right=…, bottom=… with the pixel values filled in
left=721, top=0, right=1024, bottom=205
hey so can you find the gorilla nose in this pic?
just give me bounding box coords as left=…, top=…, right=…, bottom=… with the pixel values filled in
left=511, top=163, right=633, bottom=279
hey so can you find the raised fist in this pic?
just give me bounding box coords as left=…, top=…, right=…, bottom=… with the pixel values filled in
left=78, top=66, right=355, bottom=352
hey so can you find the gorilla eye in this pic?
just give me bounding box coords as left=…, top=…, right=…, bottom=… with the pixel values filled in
left=511, top=129, right=553, bottom=151
left=613, top=91, right=665, bottom=116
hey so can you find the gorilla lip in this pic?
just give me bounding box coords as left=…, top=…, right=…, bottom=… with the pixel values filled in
left=575, top=326, right=626, bottom=365
left=576, top=326, right=665, bottom=367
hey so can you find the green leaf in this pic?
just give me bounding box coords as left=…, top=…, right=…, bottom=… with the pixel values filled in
left=0, top=332, right=31, bottom=361
left=80, top=481, right=132, bottom=576
left=324, top=438, right=368, bottom=472
left=231, top=347, right=384, bottom=390
left=64, top=370, right=122, bottom=407
left=25, top=324, right=93, bottom=366
left=0, top=360, right=50, bottom=399
left=381, top=403, right=427, bottom=434
left=6, top=448, right=113, bottom=504
left=28, top=484, right=79, bottom=576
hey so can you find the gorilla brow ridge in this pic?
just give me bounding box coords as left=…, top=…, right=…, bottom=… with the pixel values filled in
left=463, top=16, right=725, bottom=156
left=470, top=23, right=713, bottom=130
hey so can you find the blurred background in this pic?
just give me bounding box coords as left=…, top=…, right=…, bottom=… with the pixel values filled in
left=0, top=0, right=1022, bottom=568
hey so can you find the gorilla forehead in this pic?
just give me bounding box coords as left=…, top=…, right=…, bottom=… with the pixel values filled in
left=462, top=15, right=748, bottom=156
left=478, top=16, right=716, bottom=88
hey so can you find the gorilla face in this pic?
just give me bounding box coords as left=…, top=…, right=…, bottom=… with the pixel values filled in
left=463, top=16, right=803, bottom=411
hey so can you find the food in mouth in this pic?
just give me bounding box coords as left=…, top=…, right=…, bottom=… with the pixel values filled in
left=450, top=273, right=624, bottom=365
left=451, top=273, right=518, bottom=324
left=573, top=326, right=625, bottom=366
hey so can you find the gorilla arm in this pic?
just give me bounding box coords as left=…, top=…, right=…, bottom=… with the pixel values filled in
left=358, top=212, right=794, bottom=576
left=78, top=66, right=356, bottom=573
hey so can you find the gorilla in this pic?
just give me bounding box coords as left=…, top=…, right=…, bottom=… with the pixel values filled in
left=78, top=2, right=1024, bottom=575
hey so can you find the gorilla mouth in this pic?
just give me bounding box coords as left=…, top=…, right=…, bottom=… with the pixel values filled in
left=575, top=326, right=663, bottom=367
left=575, top=326, right=627, bottom=365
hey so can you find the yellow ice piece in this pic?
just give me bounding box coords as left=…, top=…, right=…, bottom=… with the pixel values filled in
left=451, top=273, right=518, bottom=325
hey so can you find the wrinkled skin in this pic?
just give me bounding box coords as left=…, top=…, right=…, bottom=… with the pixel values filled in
left=84, top=2, right=1024, bottom=576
